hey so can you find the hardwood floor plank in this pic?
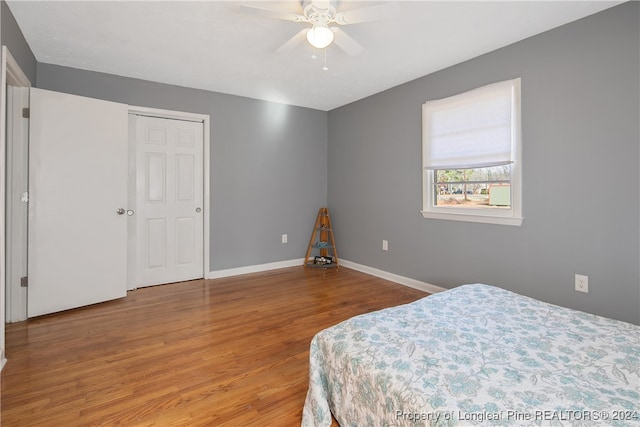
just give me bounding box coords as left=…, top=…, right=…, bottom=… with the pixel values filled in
left=1, top=267, right=427, bottom=426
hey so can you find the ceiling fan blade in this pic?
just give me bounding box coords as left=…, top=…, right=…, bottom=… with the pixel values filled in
left=240, top=4, right=308, bottom=22
left=331, top=27, right=363, bottom=56
left=276, top=28, right=309, bottom=53
left=333, top=3, right=396, bottom=25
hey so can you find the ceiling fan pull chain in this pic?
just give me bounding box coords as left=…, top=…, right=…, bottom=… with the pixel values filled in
left=323, top=48, right=329, bottom=71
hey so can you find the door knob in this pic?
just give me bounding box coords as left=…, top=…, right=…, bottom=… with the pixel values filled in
left=196, top=207, right=202, bottom=213
left=127, top=210, right=135, bottom=216
left=116, top=208, right=125, bottom=215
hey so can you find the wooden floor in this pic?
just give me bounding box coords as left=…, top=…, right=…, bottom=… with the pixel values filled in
left=1, top=266, right=427, bottom=427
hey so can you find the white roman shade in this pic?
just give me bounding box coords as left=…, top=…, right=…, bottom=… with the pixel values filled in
left=423, top=78, right=520, bottom=170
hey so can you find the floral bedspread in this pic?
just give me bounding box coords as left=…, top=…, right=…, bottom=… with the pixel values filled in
left=302, top=284, right=639, bottom=426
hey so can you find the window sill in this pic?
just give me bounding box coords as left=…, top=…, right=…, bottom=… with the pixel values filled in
left=420, top=210, right=523, bottom=226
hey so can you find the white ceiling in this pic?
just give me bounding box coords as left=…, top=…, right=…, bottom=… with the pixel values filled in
left=6, top=0, right=624, bottom=111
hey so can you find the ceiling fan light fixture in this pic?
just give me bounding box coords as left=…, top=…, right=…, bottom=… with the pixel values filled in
left=306, top=24, right=334, bottom=49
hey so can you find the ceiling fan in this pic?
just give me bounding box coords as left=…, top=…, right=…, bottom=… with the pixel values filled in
left=242, top=0, right=392, bottom=57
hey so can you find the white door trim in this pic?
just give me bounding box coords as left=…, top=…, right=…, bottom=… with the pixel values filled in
left=4, top=50, right=30, bottom=88
left=127, top=105, right=210, bottom=288
left=1, top=46, right=32, bottom=370
left=5, top=85, right=30, bottom=322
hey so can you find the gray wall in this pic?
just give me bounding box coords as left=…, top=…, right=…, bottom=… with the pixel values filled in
left=1, top=1, right=36, bottom=84
left=327, top=2, right=639, bottom=324
left=36, top=65, right=328, bottom=271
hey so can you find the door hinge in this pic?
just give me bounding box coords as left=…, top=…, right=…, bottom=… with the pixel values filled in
left=20, top=276, right=28, bottom=287
left=22, top=108, right=30, bottom=118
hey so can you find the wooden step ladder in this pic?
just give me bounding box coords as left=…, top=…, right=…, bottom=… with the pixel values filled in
left=304, top=208, right=339, bottom=269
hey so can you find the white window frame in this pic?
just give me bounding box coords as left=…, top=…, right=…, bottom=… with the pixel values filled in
left=421, top=79, right=523, bottom=226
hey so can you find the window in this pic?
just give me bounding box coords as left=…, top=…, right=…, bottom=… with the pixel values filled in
left=421, top=78, right=523, bottom=226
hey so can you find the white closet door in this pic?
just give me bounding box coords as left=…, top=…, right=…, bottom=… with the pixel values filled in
left=28, top=88, right=128, bottom=317
left=133, top=115, right=204, bottom=287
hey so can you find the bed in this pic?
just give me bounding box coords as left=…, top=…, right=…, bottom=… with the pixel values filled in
left=302, top=284, right=639, bottom=426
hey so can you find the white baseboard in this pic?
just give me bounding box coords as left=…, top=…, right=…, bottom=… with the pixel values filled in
left=206, top=258, right=305, bottom=279
left=339, top=259, right=447, bottom=295
left=205, top=258, right=446, bottom=295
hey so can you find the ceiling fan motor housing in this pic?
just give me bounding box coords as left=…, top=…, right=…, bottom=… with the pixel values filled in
left=302, top=0, right=338, bottom=25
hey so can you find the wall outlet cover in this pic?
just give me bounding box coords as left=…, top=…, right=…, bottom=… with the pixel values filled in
left=575, top=274, right=588, bottom=293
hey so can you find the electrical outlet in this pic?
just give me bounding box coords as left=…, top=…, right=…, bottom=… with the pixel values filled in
left=382, top=240, right=388, bottom=251
left=575, top=274, right=588, bottom=293
left=281, top=234, right=288, bottom=244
